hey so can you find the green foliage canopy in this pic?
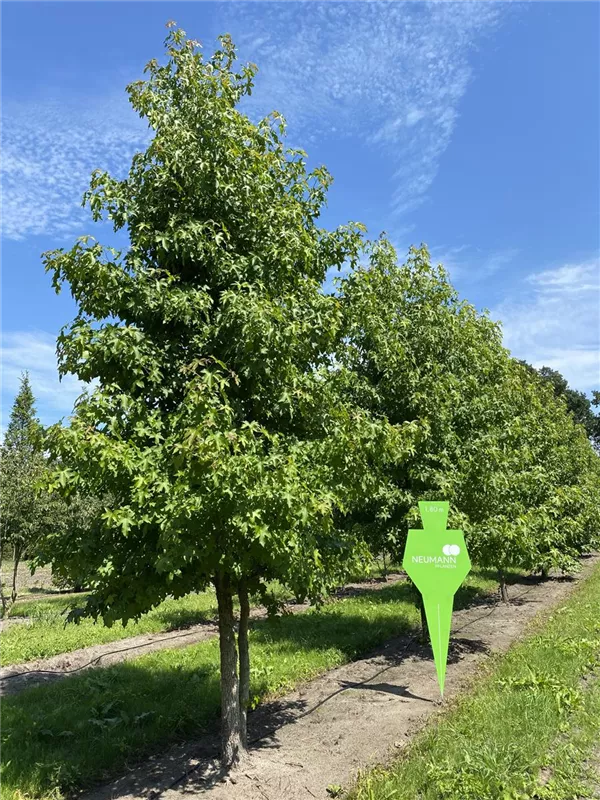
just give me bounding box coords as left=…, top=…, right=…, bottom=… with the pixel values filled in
left=40, top=25, right=417, bottom=763
left=0, top=374, right=61, bottom=605
left=338, top=243, right=600, bottom=580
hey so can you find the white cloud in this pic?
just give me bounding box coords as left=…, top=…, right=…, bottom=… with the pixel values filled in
left=223, top=1, right=509, bottom=216
left=1, top=331, right=88, bottom=428
left=526, top=263, right=598, bottom=291
left=492, top=258, right=600, bottom=394
left=430, top=244, right=518, bottom=282
left=430, top=244, right=472, bottom=280
left=1, top=94, right=148, bottom=241
left=1, top=5, right=511, bottom=239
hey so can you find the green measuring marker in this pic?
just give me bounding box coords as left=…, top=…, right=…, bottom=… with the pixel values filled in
left=402, top=501, right=471, bottom=697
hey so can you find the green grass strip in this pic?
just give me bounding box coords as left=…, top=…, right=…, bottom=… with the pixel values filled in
left=1, top=562, right=401, bottom=667
left=5, top=593, right=90, bottom=619
left=351, top=561, right=600, bottom=800
left=1, top=570, right=500, bottom=800
left=1, top=591, right=221, bottom=667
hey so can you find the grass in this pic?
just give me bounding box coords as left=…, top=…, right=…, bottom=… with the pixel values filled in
left=1, top=557, right=403, bottom=667
left=1, top=568, right=502, bottom=800
left=6, top=593, right=90, bottom=618
left=0, top=550, right=425, bottom=669
left=351, top=559, right=600, bottom=800
left=1, top=591, right=222, bottom=667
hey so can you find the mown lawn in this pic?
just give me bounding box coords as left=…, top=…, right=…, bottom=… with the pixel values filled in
left=351, top=560, right=600, bottom=800
left=1, top=559, right=406, bottom=667
left=1, top=569, right=501, bottom=800
left=1, top=591, right=220, bottom=667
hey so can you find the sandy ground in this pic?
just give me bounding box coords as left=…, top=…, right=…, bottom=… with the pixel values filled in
left=1, top=622, right=221, bottom=696
left=588, top=749, right=600, bottom=798
left=0, top=562, right=55, bottom=594
left=0, top=576, right=404, bottom=696
left=81, top=555, right=600, bottom=800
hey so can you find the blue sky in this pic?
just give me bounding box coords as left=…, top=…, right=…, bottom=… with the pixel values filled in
left=2, top=1, right=599, bottom=430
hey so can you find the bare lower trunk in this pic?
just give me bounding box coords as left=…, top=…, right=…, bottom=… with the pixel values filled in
left=0, top=549, right=9, bottom=613
left=498, top=569, right=509, bottom=603
left=382, top=550, right=388, bottom=581
left=215, top=573, right=243, bottom=768
left=238, top=579, right=250, bottom=749
left=419, top=593, right=429, bottom=644
left=11, top=544, right=21, bottom=604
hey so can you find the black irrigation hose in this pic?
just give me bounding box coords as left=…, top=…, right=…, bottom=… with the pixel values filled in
left=1, top=625, right=218, bottom=682
left=163, top=583, right=539, bottom=795
left=1, top=578, right=399, bottom=685
left=1, top=582, right=540, bottom=796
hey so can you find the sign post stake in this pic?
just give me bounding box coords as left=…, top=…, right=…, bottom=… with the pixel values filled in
left=402, top=501, right=471, bottom=697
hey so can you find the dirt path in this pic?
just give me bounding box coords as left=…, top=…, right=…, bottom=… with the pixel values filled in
left=1, top=622, right=221, bottom=696
left=0, top=575, right=404, bottom=697
left=587, top=748, right=600, bottom=798
left=1, top=562, right=54, bottom=594
left=83, top=554, right=600, bottom=800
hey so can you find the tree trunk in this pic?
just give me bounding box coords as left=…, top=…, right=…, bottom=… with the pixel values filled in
left=0, top=549, right=9, bottom=614
left=498, top=569, right=509, bottom=603
left=215, top=573, right=243, bottom=768
left=382, top=550, right=388, bottom=581
left=11, top=543, right=21, bottom=604
left=419, top=593, right=429, bottom=644
left=238, top=579, right=250, bottom=749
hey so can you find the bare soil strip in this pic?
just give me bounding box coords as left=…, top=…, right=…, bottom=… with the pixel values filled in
left=1, top=623, right=220, bottom=696
left=1, top=563, right=54, bottom=594
left=0, top=617, right=32, bottom=632
left=84, top=555, right=600, bottom=800
left=0, top=575, right=403, bottom=697
left=588, top=749, right=600, bottom=799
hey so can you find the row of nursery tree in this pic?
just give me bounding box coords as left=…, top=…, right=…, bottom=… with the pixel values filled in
left=0, top=373, right=102, bottom=609
left=3, top=25, right=598, bottom=767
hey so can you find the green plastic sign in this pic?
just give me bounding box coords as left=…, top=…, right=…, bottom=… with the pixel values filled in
left=402, top=501, right=471, bottom=697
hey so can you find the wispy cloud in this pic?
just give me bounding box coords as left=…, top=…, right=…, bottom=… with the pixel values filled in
left=1, top=331, right=88, bottom=428
left=2, top=5, right=510, bottom=239
left=224, top=1, right=509, bottom=215
left=1, top=94, right=148, bottom=241
left=430, top=244, right=519, bottom=282
left=492, top=258, right=600, bottom=394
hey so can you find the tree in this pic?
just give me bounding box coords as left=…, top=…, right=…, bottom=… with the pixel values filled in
left=456, top=358, right=600, bottom=596
left=39, top=26, right=412, bottom=766
left=40, top=492, right=107, bottom=592
left=337, top=241, right=501, bottom=556
left=517, top=361, right=600, bottom=448
left=2, top=373, right=42, bottom=453
left=592, top=391, right=600, bottom=450
left=337, top=240, right=502, bottom=616
left=0, top=373, right=55, bottom=608
left=338, top=243, right=600, bottom=603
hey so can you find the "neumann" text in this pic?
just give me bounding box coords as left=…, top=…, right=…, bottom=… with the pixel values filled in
left=411, top=556, right=457, bottom=564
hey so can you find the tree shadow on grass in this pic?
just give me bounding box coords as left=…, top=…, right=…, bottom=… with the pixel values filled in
left=152, top=606, right=219, bottom=631
left=21, top=586, right=62, bottom=596
left=3, top=598, right=424, bottom=799
left=473, top=567, right=523, bottom=585
left=3, top=580, right=500, bottom=800
left=333, top=573, right=406, bottom=598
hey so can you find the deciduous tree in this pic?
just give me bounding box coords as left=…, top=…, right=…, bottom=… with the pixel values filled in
left=40, top=26, right=412, bottom=765
left=0, top=373, right=57, bottom=608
